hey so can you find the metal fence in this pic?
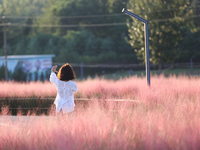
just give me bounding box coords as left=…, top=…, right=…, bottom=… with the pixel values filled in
left=0, top=97, right=141, bottom=115
left=54, top=62, right=200, bottom=79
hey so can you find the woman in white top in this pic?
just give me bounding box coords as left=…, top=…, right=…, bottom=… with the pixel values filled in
left=50, top=63, right=78, bottom=115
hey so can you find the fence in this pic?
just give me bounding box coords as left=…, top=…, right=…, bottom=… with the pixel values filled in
left=0, top=97, right=141, bottom=115
left=54, top=62, right=200, bottom=79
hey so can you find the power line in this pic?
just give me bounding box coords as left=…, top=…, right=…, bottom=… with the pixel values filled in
left=8, top=22, right=127, bottom=28
left=150, top=14, right=200, bottom=22
left=0, top=14, right=199, bottom=28
left=0, top=13, right=124, bottom=19
left=0, top=14, right=197, bottom=28
left=1, top=5, right=200, bottom=19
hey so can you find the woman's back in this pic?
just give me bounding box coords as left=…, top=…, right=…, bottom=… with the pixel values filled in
left=50, top=71, right=78, bottom=113
left=56, top=80, right=78, bottom=100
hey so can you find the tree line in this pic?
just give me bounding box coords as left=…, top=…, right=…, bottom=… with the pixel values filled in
left=0, top=0, right=199, bottom=66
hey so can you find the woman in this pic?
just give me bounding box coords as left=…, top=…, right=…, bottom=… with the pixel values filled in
left=50, top=63, right=78, bottom=116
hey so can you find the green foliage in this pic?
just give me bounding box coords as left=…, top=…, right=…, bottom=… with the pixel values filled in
left=34, top=0, right=136, bottom=63
left=0, top=0, right=137, bottom=64
left=37, top=0, right=114, bottom=36
left=0, top=65, right=12, bottom=81
left=177, top=27, right=200, bottom=62
left=192, top=0, right=200, bottom=27
left=127, top=0, right=195, bottom=65
left=0, top=62, right=27, bottom=81
left=0, top=0, right=199, bottom=65
left=0, top=65, right=5, bottom=80
left=8, top=28, right=136, bottom=63
left=0, top=0, right=47, bottom=38
left=11, top=61, right=27, bottom=81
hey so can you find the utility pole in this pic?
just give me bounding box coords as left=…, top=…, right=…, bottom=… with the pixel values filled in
left=2, top=16, right=8, bottom=81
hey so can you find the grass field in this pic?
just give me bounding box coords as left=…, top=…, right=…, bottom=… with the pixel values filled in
left=0, top=74, right=200, bottom=149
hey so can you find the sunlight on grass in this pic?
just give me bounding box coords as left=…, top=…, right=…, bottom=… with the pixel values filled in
left=0, top=75, right=200, bottom=149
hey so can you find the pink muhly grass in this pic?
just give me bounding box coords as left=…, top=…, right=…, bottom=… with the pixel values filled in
left=0, top=75, right=200, bottom=149
left=0, top=94, right=200, bottom=149
left=0, top=75, right=199, bottom=101
left=0, top=80, right=56, bottom=98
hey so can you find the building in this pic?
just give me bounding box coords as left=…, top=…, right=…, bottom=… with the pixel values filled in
left=0, top=54, right=55, bottom=81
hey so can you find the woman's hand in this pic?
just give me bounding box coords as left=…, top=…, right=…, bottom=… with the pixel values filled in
left=51, top=65, right=57, bottom=73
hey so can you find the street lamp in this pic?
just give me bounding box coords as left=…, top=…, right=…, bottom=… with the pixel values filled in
left=122, top=8, right=150, bottom=86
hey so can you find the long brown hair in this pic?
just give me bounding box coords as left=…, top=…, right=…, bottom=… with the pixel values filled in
left=57, top=63, right=76, bottom=81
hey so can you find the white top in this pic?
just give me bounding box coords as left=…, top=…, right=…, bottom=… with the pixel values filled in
left=49, top=72, right=78, bottom=113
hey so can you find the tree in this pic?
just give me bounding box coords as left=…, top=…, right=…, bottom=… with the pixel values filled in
left=0, top=0, right=47, bottom=35
left=35, top=0, right=136, bottom=63
left=177, top=27, right=200, bottom=62
left=0, top=0, right=47, bottom=56
left=0, top=0, right=137, bottom=64
left=11, top=61, right=27, bottom=81
left=127, top=0, right=193, bottom=71
left=192, top=0, right=200, bottom=27
left=0, top=64, right=12, bottom=80
left=0, top=65, right=5, bottom=80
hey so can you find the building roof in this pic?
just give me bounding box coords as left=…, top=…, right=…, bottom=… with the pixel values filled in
left=0, top=54, right=55, bottom=60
